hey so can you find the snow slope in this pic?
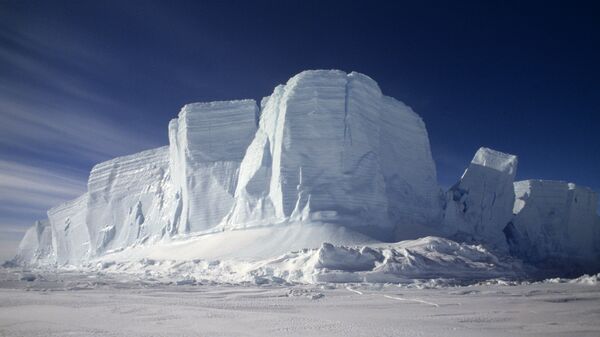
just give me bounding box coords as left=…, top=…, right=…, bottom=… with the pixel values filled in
left=85, top=234, right=521, bottom=285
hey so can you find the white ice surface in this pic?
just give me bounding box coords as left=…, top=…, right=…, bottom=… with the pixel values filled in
left=83, top=232, right=521, bottom=285
left=168, top=100, right=257, bottom=234
left=506, top=180, right=600, bottom=267
left=14, top=220, right=52, bottom=265
left=86, top=146, right=173, bottom=255
left=13, top=70, right=600, bottom=278
left=48, top=193, right=91, bottom=265
left=227, top=70, right=440, bottom=239
left=1, top=269, right=599, bottom=337
left=443, top=147, right=518, bottom=251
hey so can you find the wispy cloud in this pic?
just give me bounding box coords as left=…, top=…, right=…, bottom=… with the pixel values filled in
left=0, top=10, right=165, bottom=252
left=0, top=160, right=87, bottom=220
left=0, top=41, right=161, bottom=163
left=0, top=159, right=89, bottom=260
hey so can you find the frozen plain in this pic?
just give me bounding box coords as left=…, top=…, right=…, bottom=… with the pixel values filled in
left=1, top=269, right=599, bottom=337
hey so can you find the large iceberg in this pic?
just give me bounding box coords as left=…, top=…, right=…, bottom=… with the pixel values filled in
left=13, top=69, right=600, bottom=279
left=225, top=70, right=440, bottom=239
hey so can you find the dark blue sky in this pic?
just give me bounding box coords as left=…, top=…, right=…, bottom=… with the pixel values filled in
left=1, top=0, right=599, bottom=258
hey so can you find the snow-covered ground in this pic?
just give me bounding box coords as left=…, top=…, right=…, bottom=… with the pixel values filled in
left=0, top=269, right=598, bottom=337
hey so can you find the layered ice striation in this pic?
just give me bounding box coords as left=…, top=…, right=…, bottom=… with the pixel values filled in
left=12, top=69, right=600, bottom=276
left=168, top=101, right=257, bottom=234
left=226, top=70, right=440, bottom=238
left=505, top=180, right=600, bottom=271
left=85, top=147, right=173, bottom=255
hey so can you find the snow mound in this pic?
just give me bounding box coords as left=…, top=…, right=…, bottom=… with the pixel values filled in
left=544, top=273, right=600, bottom=286
left=88, top=236, right=520, bottom=285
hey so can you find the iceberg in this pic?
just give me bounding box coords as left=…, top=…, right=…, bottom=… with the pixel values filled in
left=168, top=100, right=257, bottom=234
left=505, top=180, right=600, bottom=273
left=12, top=69, right=600, bottom=280
left=225, top=70, right=440, bottom=239
left=443, top=147, right=518, bottom=251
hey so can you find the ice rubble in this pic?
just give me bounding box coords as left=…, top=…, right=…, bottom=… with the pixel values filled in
left=88, top=236, right=521, bottom=285
left=13, top=69, right=600, bottom=281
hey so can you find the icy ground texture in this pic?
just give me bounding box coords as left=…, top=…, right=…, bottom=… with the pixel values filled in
left=1, top=269, right=599, bottom=337
left=13, top=69, right=600, bottom=278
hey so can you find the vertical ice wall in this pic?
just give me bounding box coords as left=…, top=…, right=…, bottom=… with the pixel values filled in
left=14, top=220, right=54, bottom=265
left=505, top=180, right=600, bottom=268
left=48, top=193, right=91, bottom=265
left=85, top=146, right=173, bottom=255
left=227, top=70, right=440, bottom=238
left=379, top=96, right=441, bottom=234
left=168, top=100, right=257, bottom=233
left=13, top=69, right=598, bottom=272
left=443, top=147, right=518, bottom=250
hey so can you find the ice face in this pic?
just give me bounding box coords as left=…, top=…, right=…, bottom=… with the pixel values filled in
left=12, top=70, right=598, bottom=275
left=443, top=147, right=518, bottom=251
left=226, top=70, right=440, bottom=239
left=48, top=193, right=91, bottom=265
left=505, top=180, right=600, bottom=271
left=168, top=100, right=258, bottom=233
left=14, top=220, right=53, bottom=265
left=85, top=146, right=173, bottom=256
left=15, top=70, right=442, bottom=265
left=379, top=96, right=442, bottom=234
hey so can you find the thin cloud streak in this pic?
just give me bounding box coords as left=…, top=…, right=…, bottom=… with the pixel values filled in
left=0, top=160, right=87, bottom=213
left=0, top=159, right=86, bottom=261
left=0, top=14, right=165, bottom=249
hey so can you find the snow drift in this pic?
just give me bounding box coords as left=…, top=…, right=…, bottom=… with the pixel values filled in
left=87, top=236, right=522, bottom=285
left=13, top=69, right=600, bottom=282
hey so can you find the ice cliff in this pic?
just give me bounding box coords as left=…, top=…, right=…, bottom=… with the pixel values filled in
left=14, top=70, right=600, bottom=276
left=505, top=180, right=600, bottom=272
left=225, top=71, right=440, bottom=238
left=443, top=147, right=518, bottom=251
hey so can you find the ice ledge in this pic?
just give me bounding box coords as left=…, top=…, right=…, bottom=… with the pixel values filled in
left=471, top=147, right=518, bottom=177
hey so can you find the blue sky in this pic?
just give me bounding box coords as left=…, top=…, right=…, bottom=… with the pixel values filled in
left=1, top=0, right=599, bottom=260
